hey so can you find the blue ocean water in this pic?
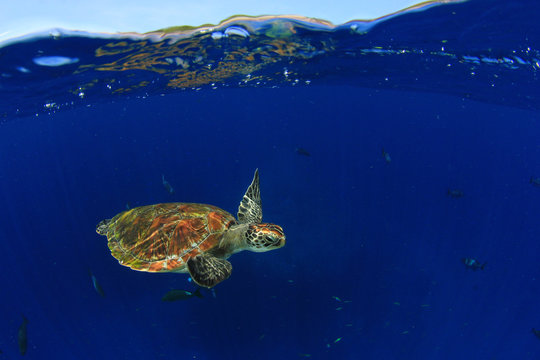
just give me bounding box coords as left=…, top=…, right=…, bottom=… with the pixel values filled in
left=0, top=0, right=539, bottom=358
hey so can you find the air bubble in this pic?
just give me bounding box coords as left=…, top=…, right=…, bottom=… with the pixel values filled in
left=33, top=56, right=79, bottom=67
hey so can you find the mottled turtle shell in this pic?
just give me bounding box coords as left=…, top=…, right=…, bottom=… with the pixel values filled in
left=105, top=203, right=236, bottom=273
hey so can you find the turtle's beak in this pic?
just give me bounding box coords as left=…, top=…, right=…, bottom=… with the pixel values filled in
left=277, top=235, right=286, bottom=248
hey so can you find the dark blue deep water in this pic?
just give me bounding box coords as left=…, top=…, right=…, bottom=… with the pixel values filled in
left=1, top=0, right=540, bottom=359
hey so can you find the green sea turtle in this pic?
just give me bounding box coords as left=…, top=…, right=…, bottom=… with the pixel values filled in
left=96, top=169, right=285, bottom=288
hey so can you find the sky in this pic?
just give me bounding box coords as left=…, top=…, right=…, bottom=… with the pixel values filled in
left=1, top=0, right=426, bottom=41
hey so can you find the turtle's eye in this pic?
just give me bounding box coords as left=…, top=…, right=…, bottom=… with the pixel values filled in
left=265, top=236, right=277, bottom=245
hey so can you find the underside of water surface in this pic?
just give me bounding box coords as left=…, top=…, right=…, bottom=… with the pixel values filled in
left=0, top=0, right=538, bottom=120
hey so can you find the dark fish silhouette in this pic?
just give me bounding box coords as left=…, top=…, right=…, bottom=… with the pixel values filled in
left=89, top=270, right=105, bottom=297
left=532, top=328, right=540, bottom=339
left=530, top=177, right=540, bottom=187
left=18, top=315, right=28, bottom=355
left=462, top=258, right=486, bottom=271
left=447, top=189, right=464, bottom=198
left=381, top=148, right=391, bottom=163
left=162, top=174, right=175, bottom=194
left=162, top=288, right=203, bottom=302
left=295, top=148, right=311, bottom=157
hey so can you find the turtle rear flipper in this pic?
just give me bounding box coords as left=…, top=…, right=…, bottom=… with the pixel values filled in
left=96, top=219, right=112, bottom=235
left=187, top=254, right=232, bottom=288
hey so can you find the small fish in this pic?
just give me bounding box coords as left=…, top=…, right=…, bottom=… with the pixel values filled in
left=298, top=354, right=312, bottom=357
left=462, top=258, right=486, bottom=271
left=530, top=177, right=540, bottom=187
left=532, top=328, right=540, bottom=339
left=332, top=296, right=342, bottom=302
left=381, top=148, right=391, bottom=163
left=447, top=189, right=464, bottom=198
left=125, top=202, right=131, bottom=210
left=333, top=337, right=343, bottom=343
left=161, top=288, right=202, bottom=302
left=89, top=270, right=105, bottom=297
left=162, top=174, right=174, bottom=194
left=18, top=315, right=28, bottom=355
left=335, top=307, right=343, bottom=311
left=295, top=147, right=311, bottom=157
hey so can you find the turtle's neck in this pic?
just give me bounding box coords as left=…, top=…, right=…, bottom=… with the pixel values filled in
left=212, top=223, right=249, bottom=258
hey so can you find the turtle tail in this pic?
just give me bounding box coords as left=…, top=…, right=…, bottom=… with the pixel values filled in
left=96, top=219, right=112, bottom=236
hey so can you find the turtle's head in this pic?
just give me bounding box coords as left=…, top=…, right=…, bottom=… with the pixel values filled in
left=245, top=224, right=285, bottom=252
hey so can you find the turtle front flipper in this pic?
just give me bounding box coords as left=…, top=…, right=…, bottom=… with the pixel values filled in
left=187, top=254, right=232, bottom=288
left=96, top=219, right=111, bottom=235
left=237, top=169, right=262, bottom=224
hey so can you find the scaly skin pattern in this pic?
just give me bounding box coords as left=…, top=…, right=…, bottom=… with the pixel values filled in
left=106, top=203, right=236, bottom=273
